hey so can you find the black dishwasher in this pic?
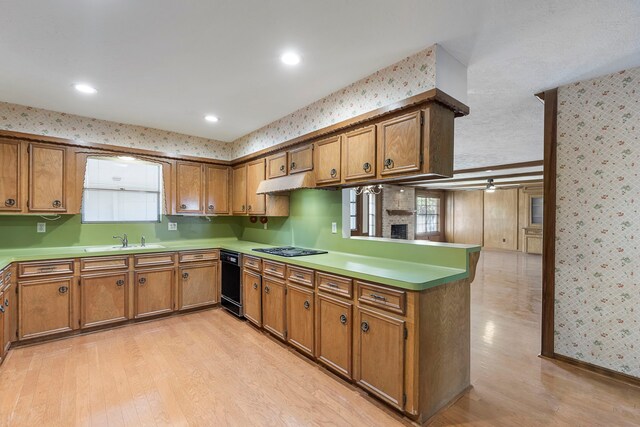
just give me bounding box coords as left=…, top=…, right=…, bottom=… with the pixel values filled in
left=220, top=250, right=243, bottom=317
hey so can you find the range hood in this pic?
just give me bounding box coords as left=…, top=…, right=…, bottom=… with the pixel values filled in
left=256, top=172, right=316, bottom=194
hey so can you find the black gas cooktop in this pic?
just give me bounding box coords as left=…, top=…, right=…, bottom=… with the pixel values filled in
left=252, top=247, right=328, bottom=257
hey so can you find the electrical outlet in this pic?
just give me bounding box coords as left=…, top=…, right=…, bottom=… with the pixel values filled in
left=331, top=222, right=337, bottom=234
left=168, top=222, right=178, bottom=231
left=37, top=222, right=46, bottom=233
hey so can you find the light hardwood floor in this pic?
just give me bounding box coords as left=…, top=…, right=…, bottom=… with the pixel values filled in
left=1, top=250, right=639, bottom=426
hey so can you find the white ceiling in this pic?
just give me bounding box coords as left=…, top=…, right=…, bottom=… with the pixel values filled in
left=1, top=1, right=639, bottom=168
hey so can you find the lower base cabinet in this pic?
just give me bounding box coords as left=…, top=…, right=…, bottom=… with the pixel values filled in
left=316, top=293, right=353, bottom=378
left=0, top=289, right=4, bottom=362
left=179, top=262, right=218, bottom=310
left=134, top=267, right=175, bottom=318
left=80, top=272, right=128, bottom=328
left=18, top=276, right=73, bottom=340
left=243, top=269, right=262, bottom=327
left=356, top=307, right=406, bottom=410
left=262, top=276, right=286, bottom=340
left=286, top=284, right=314, bottom=357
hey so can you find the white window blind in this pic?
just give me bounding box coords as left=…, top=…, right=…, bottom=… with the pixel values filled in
left=82, top=157, right=162, bottom=223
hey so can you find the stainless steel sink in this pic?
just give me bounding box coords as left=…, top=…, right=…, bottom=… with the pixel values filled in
left=84, top=244, right=165, bottom=253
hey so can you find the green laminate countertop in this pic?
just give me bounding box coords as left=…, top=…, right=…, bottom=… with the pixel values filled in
left=0, top=238, right=477, bottom=291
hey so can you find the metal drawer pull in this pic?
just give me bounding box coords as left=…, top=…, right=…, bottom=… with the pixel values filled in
left=290, top=162, right=296, bottom=170
left=5, top=198, right=15, bottom=207
left=208, top=204, right=215, bottom=210
left=339, top=314, right=347, bottom=325
left=52, top=200, right=62, bottom=208
left=0, top=306, right=4, bottom=314
left=279, top=164, right=285, bottom=172
left=304, top=300, right=310, bottom=309
left=58, top=286, right=69, bottom=294
left=247, top=205, right=252, bottom=211
left=327, top=282, right=339, bottom=288
left=330, top=168, right=337, bottom=177
left=4, top=298, right=8, bottom=307
left=182, top=272, right=189, bottom=279
left=138, top=277, right=146, bottom=285
left=361, top=321, right=369, bottom=332
left=194, top=254, right=203, bottom=258
left=253, top=283, right=258, bottom=289
left=180, top=204, right=187, bottom=209
left=370, top=293, right=387, bottom=302
left=38, top=266, right=56, bottom=271
left=294, top=274, right=305, bottom=279
left=116, top=280, right=125, bottom=286
left=264, top=286, right=270, bottom=294
left=384, top=158, right=394, bottom=169
left=362, top=162, right=371, bottom=171
left=242, top=205, right=245, bottom=211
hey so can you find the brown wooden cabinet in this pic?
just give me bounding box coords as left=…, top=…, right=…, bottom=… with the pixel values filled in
left=205, top=165, right=230, bottom=215
left=232, top=164, right=247, bottom=214
left=343, top=125, right=376, bottom=181
left=262, top=276, right=286, bottom=340
left=377, top=111, right=422, bottom=177
left=134, top=267, right=175, bottom=318
left=242, top=268, right=262, bottom=327
left=314, top=136, right=342, bottom=185
left=266, top=152, right=288, bottom=179
left=18, top=276, right=74, bottom=339
left=0, top=139, right=22, bottom=212
left=288, top=144, right=313, bottom=174
left=356, top=307, right=406, bottom=410
left=179, top=262, right=218, bottom=310
left=175, top=162, right=204, bottom=214
left=2, top=284, right=12, bottom=354
left=286, top=283, right=314, bottom=357
left=28, top=143, right=67, bottom=212
left=316, top=292, right=353, bottom=378
left=0, top=289, right=4, bottom=363
left=246, top=159, right=266, bottom=215
left=80, top=271, right=128, bottom=328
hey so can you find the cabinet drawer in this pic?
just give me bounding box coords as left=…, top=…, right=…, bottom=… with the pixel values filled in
left=243, top=255, right=262, bottom=272
left=134, top=253, right=175, bottom=268
left=80, top=256, right=129, bottom=272
left=18, top=260, right=74, bottom=278
left=263, top=260, right=285, bottom=278
left=356, top=281, right=406, bottom=315
left=286, top=265, right=314, bottom=288
left=179, top=250, right=219, bottom=263
left=317, top=272, right=353, bottom=298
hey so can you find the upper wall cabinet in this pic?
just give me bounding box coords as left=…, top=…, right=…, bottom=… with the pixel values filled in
left=0, top=139, right=22, bottom=212
left=343, top=125, right=376, bottom=181
left=314, top=135, right=342, bottom=185
left=175, top=162, right=204, bottom=214
left=246, top=159, right=266, bottom=215
left=266, top=152, right=288, bottom=179
left=377, top=111, right=422, bottom=177
left=288, top=145, right=313, bottom=174
left=28, top=143, right=69, bottom=213
left=231, top=164, right=247, bottom=214
left=205, top=165, right=230, bottom=215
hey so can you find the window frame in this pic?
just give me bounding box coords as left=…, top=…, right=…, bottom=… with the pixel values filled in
left=350, top=189, right=382, bottom=237
left=415, top=190, right=444, bottom=240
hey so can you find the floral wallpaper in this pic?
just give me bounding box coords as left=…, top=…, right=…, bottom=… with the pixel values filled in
left=231, top=45, right=437, bottom=158
left=555, top=67, right=640, bottom=378
left=0, top=102, right=233, bottom=159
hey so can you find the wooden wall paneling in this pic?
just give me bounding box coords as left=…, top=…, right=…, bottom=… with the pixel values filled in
left=422, top=104, right=454, bottom=178
left=443, top=191, right=455, bottom=243
left=483, top=188, right=519, bottom=250
left=452, top=191, right=483, bottom=246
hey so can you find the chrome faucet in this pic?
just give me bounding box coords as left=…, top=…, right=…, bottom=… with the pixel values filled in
left=113, top=234, right=128, bottom=248
left=141, top=235, right=146, bottom=247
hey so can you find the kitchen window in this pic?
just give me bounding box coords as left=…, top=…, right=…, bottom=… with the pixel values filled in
left=82, top=156, right=163, bottom=223
left=415, top=191, right=443, bottom=239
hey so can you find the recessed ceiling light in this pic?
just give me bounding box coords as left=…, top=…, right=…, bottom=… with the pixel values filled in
left=281, top=51, right=301, bottom=66
left=74, top=83, right=97, bottom=94
left=204, top=115, right=219, bottom=123
left=486, top=169, right=493, bottom=172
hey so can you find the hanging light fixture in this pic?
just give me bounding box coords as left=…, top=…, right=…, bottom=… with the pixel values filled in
left=354, top=184, right=383, bottom=195
left=485, top=178, right=496, bottom=193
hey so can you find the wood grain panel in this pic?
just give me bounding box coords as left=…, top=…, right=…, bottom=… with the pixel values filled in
left=18, top=277, right=73, bottom=339
left=314, top=136, right=342, bottom=184
left=179, top=262, right=218, bottom=310
left=316, top=293, right=353, bottom=379
left=377, top=111, right=422, bottom=177
left=134, top=267, right=175, bottom=318
left=205, top=164, right=230, bottom=214
left=286, top=283, right=315, bottom=357
left=246, top=159, right=266, bottom=215
left=242, top=268, right=262, bottom=327
left=28, top=143, right=67, bottom=212
left=262, top=276, right=286, bottom=340
left=343, top=125, right=376, bottom=181
left=288, top=144, right=313, bottom=173
left=266, top=152, right=288, bottom=178
left=452, top=191, right=484, bottom=246
left=0, top=139, right=21, bottom=211
left=80, top=272, right=128, bottom=328
left=483, top=188, right=518, bottom=250
left=175, top=162, right=203, bottom=213
left=231, top=164, right=247, bottom=214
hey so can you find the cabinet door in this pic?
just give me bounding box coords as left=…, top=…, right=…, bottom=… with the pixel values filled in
left=205, top=165, right=230, bottom=214
left=134, top=267, right=175, bottom=318
left=356, top=307, right=405, bottom=410
left=29, top=143, right=67, bottom=212
left=0, top=290, right=4, bottom=360
left=377, top=111, right=422, bottom=177
left=286, top=283, right=314, bottom=357
left=314, top=136, right=342, bottom=184
left=316, top=293, right=352, bottom=378
left=266, top=152, right=288, bottom=179
left=262, top=277, right=286, bottom=340
left=246, top=159, right=266, bottom=215
left=288, top=145, right=313, bottom=174
left=179, top=262, right=218, bottom=310
left=2, top=286, right=11, bottom=353
left=176, top=162, right=203, bottom=213
left=80, top=272, right=128, bottom=328
left=19, top=277, right=73, bottom=339
left=232, top=165, right=247, bottom=214
left=343, top=125, right=376, bottom=181
left=0, top=139, right=21, bottom=212
left=242, top=269, right=262, bottom=327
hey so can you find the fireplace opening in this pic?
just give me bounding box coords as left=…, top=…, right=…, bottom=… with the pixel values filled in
left=390, top=224, right=408, bottom=240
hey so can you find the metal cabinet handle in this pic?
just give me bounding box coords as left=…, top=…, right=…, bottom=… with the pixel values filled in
left=138, top=277, right=146, bottom=285
left=327, top=282, right=339, bottom=288
left=5, top=198, right=15, bottom=207
left=361, top=321, right=370, bottom=332
left=116, top=279, right=125, bottom=286
left=58, top=286, right=69, bottom=294
left=330, top=168, right=337, bottom=177
left=290, top=162, right=296, bottom=170
left=4, top=298, right=8, bottom=307
left=339, top=314, right=347, bottom=325
left=39, top=266, right=55, bottom=272
left=303, top=300, right=310, bottom=310
left=242, top=205, right=245, bottom=211
left=182, top=272, right=189, bottom=279
left=52, top=200, right=62, bottom=208
left=370, top=293, right=387, bottom=302
left=208, top=204, right=215, bottom=211
left=0, top=306, right=4, bottom=314
left=253, top=283, right=258, bottom=289
left=294, top=274, right=305, bottom=279
left=180, top=204, right=187, bottom=209
left=264, top=286, right=270, bottom=294
left=384, top=158, right=394, bottom=169
left=279, top=164, right=285, bottom=172
left=247, top=205, right=252, bottom=211
left=362, top=162, right=371, bottom=172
